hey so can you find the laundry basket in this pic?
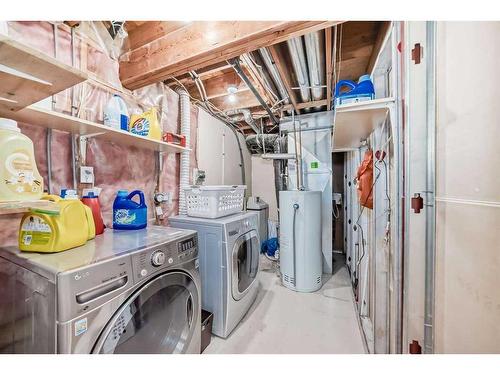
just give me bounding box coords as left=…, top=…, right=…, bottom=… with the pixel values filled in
left=184, top=185, right=246, bottom=219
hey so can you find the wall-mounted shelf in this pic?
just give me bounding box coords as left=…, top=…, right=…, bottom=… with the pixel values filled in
left=0, top=104, right=190, bottom=153
left=0, top=34, right=88, bottom=112
left=332, top=97, right=394, bottom=152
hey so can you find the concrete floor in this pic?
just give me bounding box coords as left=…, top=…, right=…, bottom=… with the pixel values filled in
left=204, top=255, right=367, bottom=354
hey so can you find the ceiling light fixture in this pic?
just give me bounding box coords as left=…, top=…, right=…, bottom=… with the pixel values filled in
left=227, top=85, right=238, bottom=95
left=228, top=94, right=237, bottom=103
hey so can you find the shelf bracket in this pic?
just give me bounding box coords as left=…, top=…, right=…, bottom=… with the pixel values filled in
left=79, top=136, right=88, bottom=166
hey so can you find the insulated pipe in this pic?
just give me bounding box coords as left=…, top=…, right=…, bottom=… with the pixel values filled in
left=287, top=37, right=311, bottom=103
left=258, top=48, right=290, bottom=105
left=176, top=87, right=191, bottom=215
left=225, top=109, right=260, bottom=134
left=304, top=31, right=325, bottom=101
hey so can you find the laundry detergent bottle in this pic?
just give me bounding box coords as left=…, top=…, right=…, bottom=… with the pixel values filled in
left=0, top=118, right=43, bottom=202
left=19, top=194, right=95, bottom=253
left=113, top=190, right=148, bottom=230
left=81, top=191, right=105, bottom=235
left=104, top=94, right=129, bottom=131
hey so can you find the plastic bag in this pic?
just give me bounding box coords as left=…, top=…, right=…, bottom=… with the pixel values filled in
left=356, top=150, right=374, bottom=209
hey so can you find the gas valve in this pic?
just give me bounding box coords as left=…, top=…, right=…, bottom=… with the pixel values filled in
left=411, top=193, right=424, bottom=213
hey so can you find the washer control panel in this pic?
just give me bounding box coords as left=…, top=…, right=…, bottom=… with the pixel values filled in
left=131, top=234, right=197, bottom=282
left=177, top=237, right=197, bottom=261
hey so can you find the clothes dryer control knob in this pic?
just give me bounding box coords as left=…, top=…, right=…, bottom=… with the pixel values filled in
left=151, top=251, right=166, bottom=267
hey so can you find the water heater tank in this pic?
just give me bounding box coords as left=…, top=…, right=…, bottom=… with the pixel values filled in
left=279, top=190, right=322, bottom=292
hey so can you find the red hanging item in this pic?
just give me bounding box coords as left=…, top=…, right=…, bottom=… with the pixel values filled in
left=356, top=150, right=374, bottom=209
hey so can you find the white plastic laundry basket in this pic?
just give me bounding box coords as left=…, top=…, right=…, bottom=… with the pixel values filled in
left=184, top=185, right=246, bottom=219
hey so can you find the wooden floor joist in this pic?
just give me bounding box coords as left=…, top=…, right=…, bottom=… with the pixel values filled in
left=120, top=21, right=340, bottom=90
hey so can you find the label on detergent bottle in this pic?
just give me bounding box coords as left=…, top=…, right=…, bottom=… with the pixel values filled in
left=114, top=209, right=137, bottom=225
left=4, top=151, right=42, bottom=195
left=129, top=117, right=150, bottom=137
left=20, top=216, right=52, bottom=246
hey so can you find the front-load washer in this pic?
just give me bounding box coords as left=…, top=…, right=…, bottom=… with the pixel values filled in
left=169, top=211, right=260, bottom=338
left=0, top=226, right=201, bottom=354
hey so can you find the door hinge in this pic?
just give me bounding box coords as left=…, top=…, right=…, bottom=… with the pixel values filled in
left=412, top=43, right=423, bottom=64
left=411, top=193, right=424, bottom=213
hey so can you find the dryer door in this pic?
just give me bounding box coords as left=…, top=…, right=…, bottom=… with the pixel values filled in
left=92, top=271, right=198, bottom=354
left=231, top=230, right=260, bottom=301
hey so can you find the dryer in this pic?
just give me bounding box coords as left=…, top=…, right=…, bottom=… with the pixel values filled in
left=0, top=226, right=201, bottom=354
left=169, top=212, right=260, bottom=338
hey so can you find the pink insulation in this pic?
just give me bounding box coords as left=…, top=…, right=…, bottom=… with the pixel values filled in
left=0, top=22, right=199, bottom=246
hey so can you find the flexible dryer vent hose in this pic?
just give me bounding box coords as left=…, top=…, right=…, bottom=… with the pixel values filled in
left=176, top=87, right=191, bottom=215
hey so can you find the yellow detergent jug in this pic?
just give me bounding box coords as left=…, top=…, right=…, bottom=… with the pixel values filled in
left=19, top=194, right=96, bottom=253
left=129, top=107, right=162, bottom=140
left=0, top=118, right=43, bottom=202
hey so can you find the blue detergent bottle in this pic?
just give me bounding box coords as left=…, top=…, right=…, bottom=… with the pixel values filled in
left=113, top=190, right=148, bottom=230
left=334, top=74, right=375, bottom=106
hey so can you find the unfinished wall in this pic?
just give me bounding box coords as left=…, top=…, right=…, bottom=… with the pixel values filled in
left=434, top=21, right=500, bottom=353
left=197, top=108, right=251, bottom=191
left=0, top=21, right=198, bottom=246
left=251, top=156, right=278, bottom=221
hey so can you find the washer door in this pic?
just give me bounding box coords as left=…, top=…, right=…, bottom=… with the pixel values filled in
left=92, top=271, right=198, bottom=354
left=231, top=230, right=259, bottom=301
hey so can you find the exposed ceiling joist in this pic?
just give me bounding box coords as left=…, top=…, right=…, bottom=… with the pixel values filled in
left=126, top=21, right=187, bottom=51
left=120, top=21, right=340, bottom=90
left=210, top=89, right=261, bottom=112
left=185, top=69, right=245, bottom=100
left=367, top=21, right=392, bottom=74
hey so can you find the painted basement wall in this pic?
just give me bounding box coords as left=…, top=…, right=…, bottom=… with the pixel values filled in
left=197, top=109, right=252, bottom=192
left=251, top=156, right=278, bottom=221
left=434, top=22, right=500, bottom=353
left=0, top=21, right=199, bottom=246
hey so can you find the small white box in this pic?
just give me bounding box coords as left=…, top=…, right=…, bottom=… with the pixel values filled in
left=80, top=166, right=94, bottom=184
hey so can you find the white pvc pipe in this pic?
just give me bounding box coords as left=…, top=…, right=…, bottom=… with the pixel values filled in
left=176, top=88, right=191, bottom=215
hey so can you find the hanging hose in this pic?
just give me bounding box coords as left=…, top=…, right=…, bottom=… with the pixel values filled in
left=292, top=202, right=299, bottom=286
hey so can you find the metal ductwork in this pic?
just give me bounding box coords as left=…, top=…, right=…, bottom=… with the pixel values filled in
left=287, top=37, right=311, bottom=103
left=304, top=31, right=325, bottom=101
left=258, top=48, right=290, bottom=105
left=225, top=109, right=260, bottom=134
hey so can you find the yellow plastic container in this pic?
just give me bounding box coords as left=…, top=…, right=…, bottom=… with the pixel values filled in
left=0, top=118, right=43, bottom=202
left=129, top=107, right=162, bottom=140
left=19, top=194, right=96, bottom=253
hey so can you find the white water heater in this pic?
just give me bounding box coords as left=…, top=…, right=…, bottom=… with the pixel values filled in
left=279, top=190, right=322, bottom=292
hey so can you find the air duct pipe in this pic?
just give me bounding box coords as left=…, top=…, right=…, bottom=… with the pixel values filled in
left=287, top=37, right=311, bottom=103
left=304, top=31, right=325, bottom=101
left=176, top=87, right=191, bottom=215
left=258, top=48, right=290, bottom=105
left=226, top=109, right=260, bottom=134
